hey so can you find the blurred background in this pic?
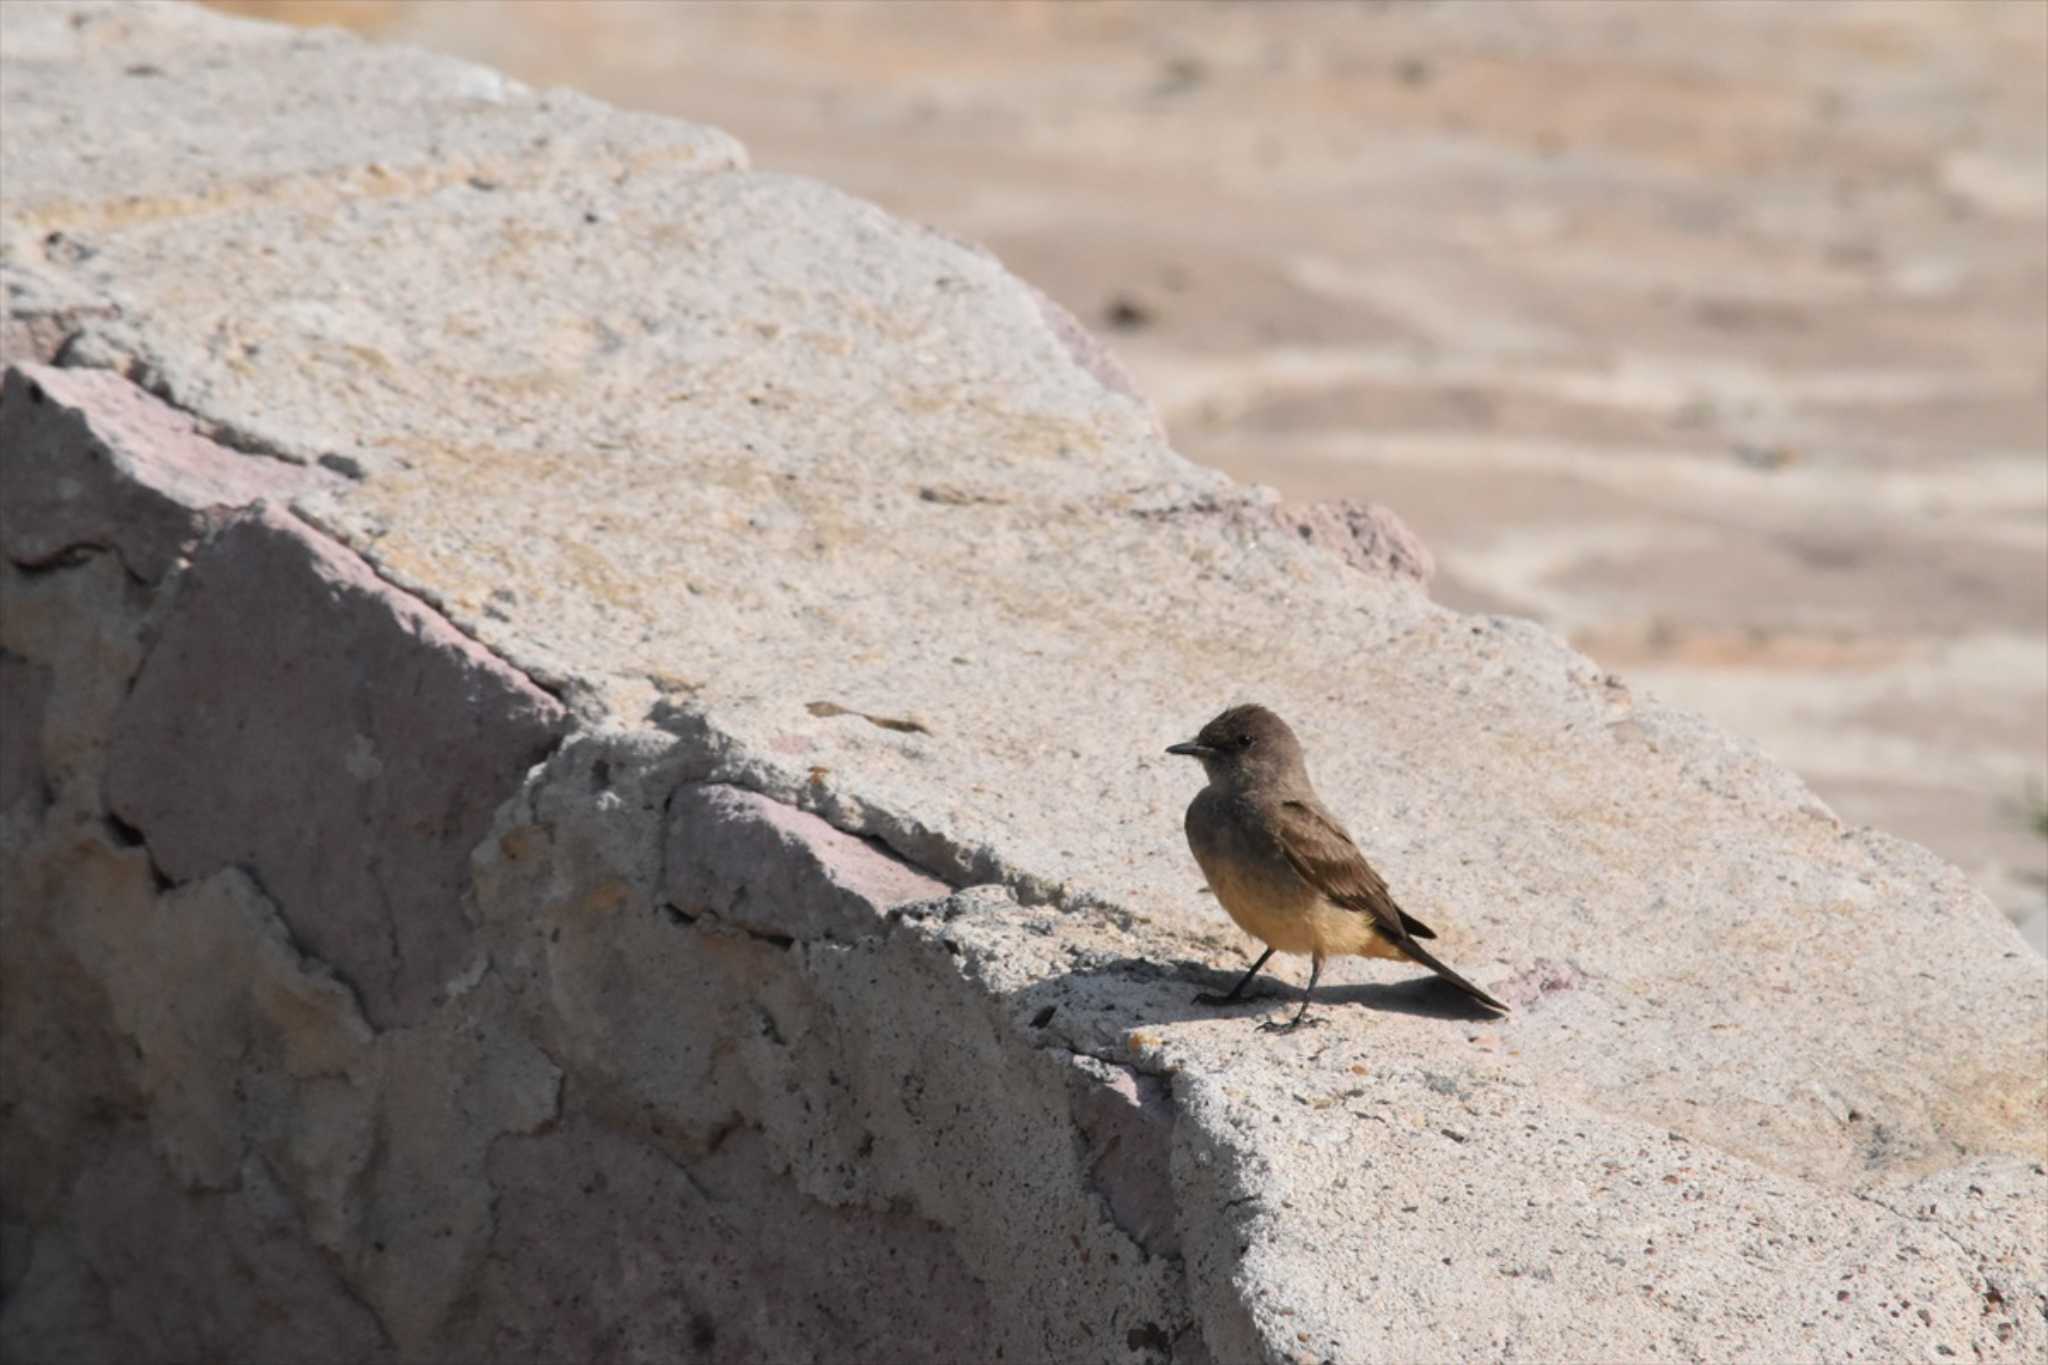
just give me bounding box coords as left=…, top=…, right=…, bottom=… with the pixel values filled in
left=207, top=0, right=2047, bottom=954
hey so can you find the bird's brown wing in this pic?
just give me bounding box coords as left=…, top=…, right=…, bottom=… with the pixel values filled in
left=1274, top=797, right=1507, bottom=1013
left=1271, top=798, right=1435, bottom=943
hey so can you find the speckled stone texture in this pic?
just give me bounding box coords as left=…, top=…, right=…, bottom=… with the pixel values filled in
left=2, top=4, right=2042, bottom=1363
left=105, top=501, right=568, bottom=1029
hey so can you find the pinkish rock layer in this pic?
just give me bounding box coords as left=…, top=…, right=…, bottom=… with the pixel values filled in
left=0, top=365, right=317, bottom=582
left=0, top=366, right=568, bottom=1033
left=1274, top=496, right=1437, bottom=582
left=665, top=782, right=951, bottom=942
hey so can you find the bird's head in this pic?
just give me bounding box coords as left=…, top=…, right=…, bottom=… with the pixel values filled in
left=1165, top=703, right=1308, bottom=789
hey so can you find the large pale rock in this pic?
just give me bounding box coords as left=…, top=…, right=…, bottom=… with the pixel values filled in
left=2, top=4, right=2041, bottom=1363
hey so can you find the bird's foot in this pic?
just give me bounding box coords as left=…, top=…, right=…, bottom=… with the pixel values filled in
left=1257, top=1012, right=1325, bottom=1035
left=1193, top=991, right=1244, bottom=1008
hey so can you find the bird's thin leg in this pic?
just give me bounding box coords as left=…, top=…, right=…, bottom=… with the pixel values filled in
left=1194, top=946, right=1275, bottom=1006
left=1262, top=953, right=1325, bottom=1033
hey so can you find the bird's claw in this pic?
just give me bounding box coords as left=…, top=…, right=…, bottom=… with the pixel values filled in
left=1192, top=991, right=1240, bottom=1007
left=1258, top=1013, right=1325, bottom=1035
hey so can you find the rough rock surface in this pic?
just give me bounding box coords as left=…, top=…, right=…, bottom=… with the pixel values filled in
left=2, top=4, right=2043, bottom=1363
left=105, top=498, right=568, bottom=1029
left=263, top=0, right=2048, bottom=948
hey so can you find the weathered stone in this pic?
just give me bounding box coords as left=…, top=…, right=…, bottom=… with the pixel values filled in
left=106, top=504, right=568, bottom=1028
left=1272, top=495, right=1436, bottom=582
left=0, top=1222, right=108, bottom=1365
left=66, top=1139, right=390, bottom=1365
left=465, top=733, right=1197, bottom=1358
left=782, top=899, right=1191, bottom=1361
left=350, top=976, right=561, bottom=1357
left=1069, top=1054, right=1181, bottom=1259
left=0, top=259, right=115, bottom=370
left=473, top=1116, right=995, bottom=1365
left=666, top=782, right=951, bottom=941
left=0, top=830, right=148, bottom=1233
left=1025, top=278, right=1155, bottom=414
left=0, top=310, right=76, bottom=371
left=1862, top=1155, right=2048, bottom=1352
left=0, top=836, right=391, bottom=1365
left=0, top=364, right=318, bottom=581
left=0, top=0, right=744, bottom=216
left=0, top=551, right=151, bottom=819
left=2, top=4, right=2041, bottom=1363
left=0, top=650, right=49, bottom=814
left=55, top=860, right=373, bottom=1192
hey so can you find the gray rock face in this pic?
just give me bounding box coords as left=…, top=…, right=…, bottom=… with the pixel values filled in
left=665, top=782, right=951, bottom=942
left=2, top=4, right=2042, bottom=1363
left=104, top=500, right=568, bottom=1029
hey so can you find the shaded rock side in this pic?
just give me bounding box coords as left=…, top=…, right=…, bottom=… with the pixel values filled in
left=102, top=498, right=567, bottom=1030
left=0, top=360, right=1195, bottom=1363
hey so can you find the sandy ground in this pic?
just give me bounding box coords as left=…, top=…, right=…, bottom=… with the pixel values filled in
left=206, top=0, right=2047, bottom=953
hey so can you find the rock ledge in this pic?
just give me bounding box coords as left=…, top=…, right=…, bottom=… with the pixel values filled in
left=3, top=5, right=2041, bottom=1362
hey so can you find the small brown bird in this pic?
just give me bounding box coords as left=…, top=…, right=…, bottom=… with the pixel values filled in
left=1167, top=703, right=1507, bottom=1031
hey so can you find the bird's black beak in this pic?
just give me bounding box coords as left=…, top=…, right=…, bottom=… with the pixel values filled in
left=1165, top=740, right=1211, bottom=758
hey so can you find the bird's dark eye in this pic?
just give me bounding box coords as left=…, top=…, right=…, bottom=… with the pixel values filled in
left=1237, top=733, right=1255, bottom=749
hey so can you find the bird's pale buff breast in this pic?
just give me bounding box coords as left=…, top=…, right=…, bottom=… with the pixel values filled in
left=1183, top=789, right=1397, bottom=959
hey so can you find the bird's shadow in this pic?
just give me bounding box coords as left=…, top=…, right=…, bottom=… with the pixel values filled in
left=1014, top=954, right=1503, bottom=1038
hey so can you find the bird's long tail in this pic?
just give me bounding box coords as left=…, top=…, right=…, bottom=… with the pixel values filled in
left=1400, top=939, right=1509, bottom=1013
